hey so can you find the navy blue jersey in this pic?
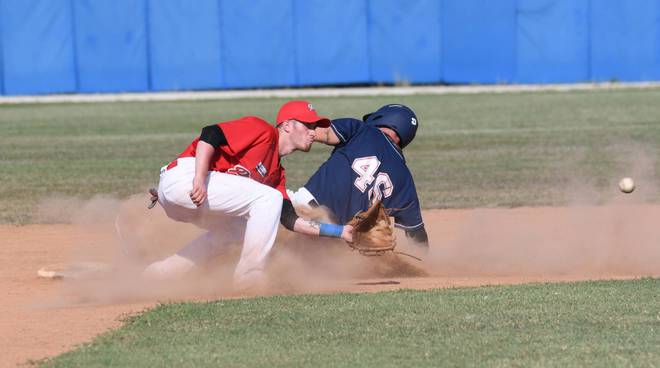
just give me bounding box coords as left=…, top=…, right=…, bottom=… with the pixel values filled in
left=304, top=118, right=424, bottom=229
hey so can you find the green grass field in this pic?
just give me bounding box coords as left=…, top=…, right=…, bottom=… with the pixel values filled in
left=42, top=279, right=660, bottom=367
left=2, top=88, right=660, bottom=223
left=3, top=88, right=659, bottom=366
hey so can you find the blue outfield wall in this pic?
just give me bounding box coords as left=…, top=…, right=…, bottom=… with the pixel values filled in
left=0, top=3, right=3, bottom=95
left=0, top=0, right=659, bottom=95
left=1, top=0, right=76, bottom=95
left=369, top=0, right=442, bottom=84
left=149, top=0, right=223, bottom=91
left=515, top=0, right=590, bottom=83
left=221, top=0, right=296, bottom=88
left=295, top=0, right=369, bottom=86
left=442, top=0, right=517, bottom=84
left=73, top=0, right=149, bottom=92
left=591, top=0, right=660, bottom=82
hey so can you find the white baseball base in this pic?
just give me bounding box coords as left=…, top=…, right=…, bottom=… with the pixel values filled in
left=37, top=262, right=112, bottom=280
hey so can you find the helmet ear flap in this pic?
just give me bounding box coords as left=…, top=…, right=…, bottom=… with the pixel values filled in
left=363, top=113, right=384, bottom=123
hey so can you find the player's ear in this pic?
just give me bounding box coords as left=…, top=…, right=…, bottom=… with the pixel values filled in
left=279, top=120, right=292, bottom=133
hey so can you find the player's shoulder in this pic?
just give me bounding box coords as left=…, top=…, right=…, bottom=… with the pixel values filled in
left=331, top=117, right=375, bottom=140
left=353, top=124, right=401, bottom=150
left=221, top=116, right=276, bottom=137
left=331, top=118, right=374, bottom=132
left=331, top=117, right=363, bottom=126
left=237, top=116, right=273, bottom=130
left=218, top=116, right=270, bottom=126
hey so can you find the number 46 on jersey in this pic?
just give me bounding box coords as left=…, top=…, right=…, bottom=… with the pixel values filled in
left=351, top=156, right=393, bottom=202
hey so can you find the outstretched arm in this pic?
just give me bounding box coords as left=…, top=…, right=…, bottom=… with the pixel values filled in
left=280, top=199, right=352, bottom=242
left=314, top=126, right=341, bottom=145
left=294, top=217, right=353, bottom=242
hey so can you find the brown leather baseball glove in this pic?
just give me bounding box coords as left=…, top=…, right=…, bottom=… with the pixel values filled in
left=346, top=201, right=396, bottom=256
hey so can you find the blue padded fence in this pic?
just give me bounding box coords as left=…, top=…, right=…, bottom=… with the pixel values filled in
left=370, top=0, right=442, bottom=84
left=0, top=0, right=659, bottom=95
left=516, top=0, right=590, bottom=83
left=73, top=0, right=149, bottom=92
left=591, top=0, right=660, bottom=82
left=149, top=0, right=222, bottom=91
left=221, top=0, right=297, bottom=88
left=295, top=0, right=369, bottom=86
left=442, top=0, right=517, bottom=84
left=2, top=0, right=77, bottom=95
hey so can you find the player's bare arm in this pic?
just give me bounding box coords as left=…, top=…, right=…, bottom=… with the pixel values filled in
left=314, top=126, right=341, bottom=145
left=190, top=124, right=229, bottom=206
left=190, top=140, right=214, bottom=206
left=280, top=198, right=353, bottom=242
left=294, top=218, right=353, bottom=243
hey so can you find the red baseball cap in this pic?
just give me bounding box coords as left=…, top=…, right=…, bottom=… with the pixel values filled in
left=276, top=100, right=330, bottom=127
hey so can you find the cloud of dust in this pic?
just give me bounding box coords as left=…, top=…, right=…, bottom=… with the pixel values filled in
left=36, top=195, right=134, bottom=225
left=264, top=232, right=427, bottom=295
left=426, top=204, right=660, bottom=278
left=424, top=143, right=660, bottom=278
left=37, top=141, right=658, bottom=306
left=265, top=203, right=428, bottom=294
left=39, top=193, right=432, bottom=306
left=38, top=193, right=231, bottom=306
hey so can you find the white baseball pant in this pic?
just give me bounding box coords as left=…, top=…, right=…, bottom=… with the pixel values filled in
left=143, top=157, right=283, bottom=288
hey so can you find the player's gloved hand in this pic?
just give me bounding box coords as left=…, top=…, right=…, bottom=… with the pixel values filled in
left=147, top=188, right=159, bottom=209
left=346, top=201, right=397, bottom=256
left=341, top=224, right=354, bottom=243
left=190, top=176, right=208, bottom=207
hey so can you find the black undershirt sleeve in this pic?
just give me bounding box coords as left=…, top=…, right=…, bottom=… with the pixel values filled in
left=405, top=225, right=429, bottom=247
left=280, top=199, right=299, bottom=231
left=199, top=125, right=228, bottom=148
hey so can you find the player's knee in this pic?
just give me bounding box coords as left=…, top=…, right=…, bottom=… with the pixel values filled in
left=162, top=185, right=196, bottom=210
left=253, top=187, right=283, bottom=215
left=264, top=188, right=283, bottom=211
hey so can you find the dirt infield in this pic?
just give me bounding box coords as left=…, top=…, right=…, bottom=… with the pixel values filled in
left=2, top=204, right=659, bottom=367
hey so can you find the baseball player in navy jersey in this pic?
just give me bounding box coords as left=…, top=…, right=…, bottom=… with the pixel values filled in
left=143, top=101, right=353, bottom=289
left=289, top=104, right=429, bottom=249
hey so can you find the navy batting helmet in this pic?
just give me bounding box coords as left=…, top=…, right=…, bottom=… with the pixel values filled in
left=363, top=104, right=418, bottom=148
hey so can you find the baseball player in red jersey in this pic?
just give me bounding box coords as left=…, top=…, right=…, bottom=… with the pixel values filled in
left=143, top=101, right=352, bottom=289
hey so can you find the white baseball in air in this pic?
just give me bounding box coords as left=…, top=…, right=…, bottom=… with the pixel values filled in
left=618, top=177, right=635, bottom=193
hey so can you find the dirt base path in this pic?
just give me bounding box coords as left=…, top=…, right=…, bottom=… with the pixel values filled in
left=0, top=225, right=151, bottom=367
left=2, top=204, right=659, bottom=367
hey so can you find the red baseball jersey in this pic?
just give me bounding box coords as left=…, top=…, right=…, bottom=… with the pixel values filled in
left=173, top=116, right=288, bottom=199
